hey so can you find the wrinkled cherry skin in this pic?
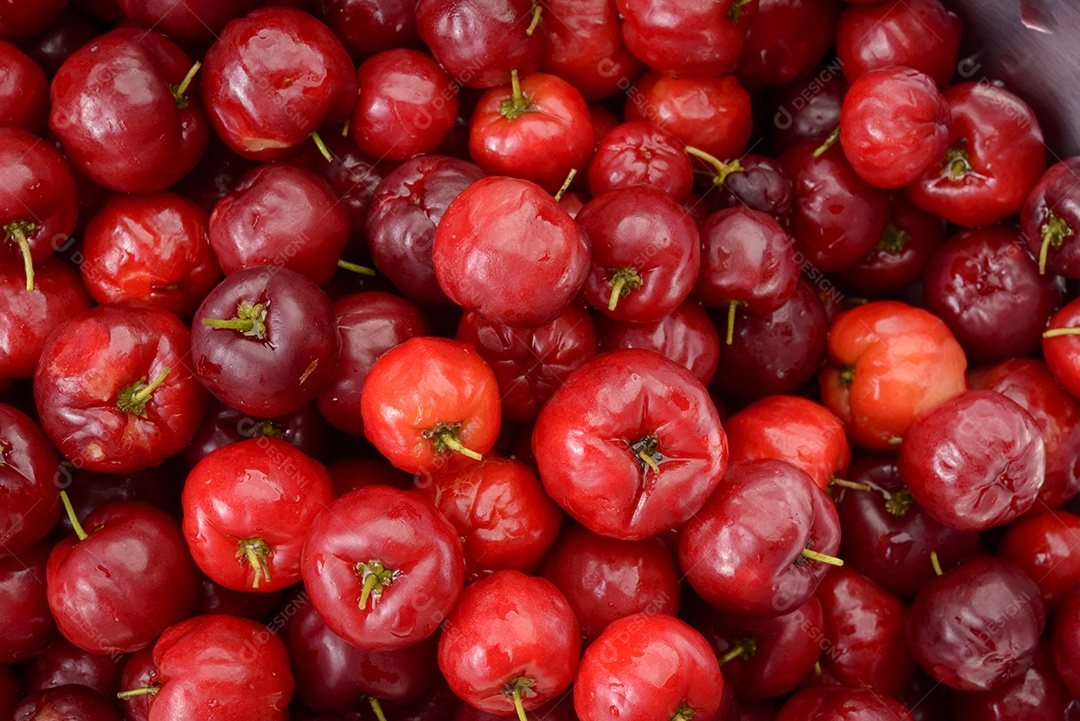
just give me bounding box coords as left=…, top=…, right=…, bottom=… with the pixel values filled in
left=899, top=389, right=1045, bottom=532
left=210, top=162, right=350, bottom=284
left=1052, top=589, right=1080, bottom=697
left=952, top=641, right=1076, bottom=721
left=0, top=259, right=92, bottom=379
left=820, top=301, right=967, bottom=450
left=34, top=300, right=209, bottom=474
left=624, top=72, right=752, bottom=161
left=736, top=0, right=838, bottom=90
left=540, top=523, right=680, bottom=645
left=0, top=405, right=61, bottom=557
left=691, top=595, right=823, bottom=700
left=456, top=303, right=596, bottom=423
left=81, top=191, right=221, bottom=318
left=836, top=0, right=962, bottom=88
left=191, top=266, right=341, bottom=418
left=366, top=155, right=485, bottom=306
left=539, top=0, right=643, bottom=101
left=433, top=176, right=590, bottom=329
left=780, top=139, right=889, bottom=273
left=0, top=541, right=52, bottom=663
left=577, top=186, right=701, bottom=322
left=922, top=225, right=1064, bottom=364
left=300, top=485, right=465, bottom=651
left=183, top=399, right=327, bottom=468
left=470, top=72, right=593, bottom=195
left=47, top=502, right=201, bottom=654
left=352, top=49, right=459, bottom=161
left=596, top=300, right=718, bottom=387
left=679, top=459, right=842, bottom=617
left=587, top=121, right=692, bottom=202
left=999, top=511, right=1080, bottom=612
left=908, top=555, right=1046, bottom=692
left=439, top=571, right=580, bottom=715
left=414, top=456, right=562, bottom=582
left=617, top=0, right=756, bottom=78
left=840, top=67, right=950, bottom=189
left=1023, top=157, right=1080, bottom=278
left=815, top=567, right=916, bottom=696
left=318, top=291, right=430, bottom=436
left=969, top=358, right=1080, bottom=510
left=49, top=29, right=209, bottom=193
left=574, top=613, right=724, bottom=721
left=907, top=82, right=1046, bottom=228
left=0, top=42, right=48, bottom=132
left=287, top=594, right=436, bottom=714
left=21, top=635, right=126, bottom=697
left=201, top=7, right=357, bottom=161
left=414, top=0, right=544, bottom=89
left=183, top=437, right=334, bottom=592
left=725, top=395, right=850, bottom=492
left=361, top=336, right=501, bottom=474
left=775, top=687, right=914, bottom=721
left=318, top=0, right=422, bottom=61
left=0, top=0, right=66, bottom=42
left=836, top=453, right=979, bottom=597
left=146, top=614, right=294, bottom=720
left=12, top=685, right=124, bottom=721
left=533, top=349, right=728, bottom=541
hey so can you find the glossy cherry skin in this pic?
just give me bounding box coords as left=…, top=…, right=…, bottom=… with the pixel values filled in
left=470, top=72, right=593, bottom=195
left=1052, top=588, right=1080, bottom=697
left=286, top=594, right=436, bottom=714
left=12, top=684, right=124, bottom=721
left=596, top=300, right=719, bottom=387
left=366, top=155, right=484, bottom=305
left=144, top=614, right=294, bottom=720
left=736, top=0, right=838, bottom=90
left=907, top=82, right=1046, bottom=228
left=0, top=541, right=52, bottom=663
left=414, top=0, right=544, bottom=89
left=908, top=555, right=1046, bottom=692
left=210, top=162, right=349, bottom=284
left=301, top=484, right=465, bottom=651
left=0, top=0, right=66, bottom=42
left=533, top=349, right=727, bottom=540
left=587, top=121, right=692, bottom=202
left=835, top=453, right=979, bottom=597
left=433, top=176, right=590, bottom=328
left=117, top=646, right=156, bottom=721
left=318, top=291, right=430, bottom=436
left=836, top=0, right=962, bottom=88
left=679, top=459, right=842, bottom=617
left=574, top=613, right=724, bottom=721
left=456, top=303, right=597, bottom=423
left=952, top=641, right=1076, bottom=721
left=191, top=266, right=341, bottom=418
left=539, top=0, right=643, bottom=101
left=413, top=456, right=561, bottom=581
left=968, top=358, right=1080, bottom=510
left=49, top=28, right=209, bottom=193
left=0, top=405, right=62, bottom=557
left=47, top=501, right=201, bottom=654
left=780, top=139, right=890, bottom=273
left=922, top=225, right=1064, bottom=364
left=81, top=191, right=221, bottom=318
left=439, top=571, right=580, bottom=715
left=1044, top=298, right=1080, bottom=400
left=352, top=49, right=458, bottom=161
left=183, top=437, right=334, bottom=592
left=710, top=277, right=829, bottom=402
left=1022, top=157, right=1080, bottom=278
left=899, top=389, right=1045, bottom=532
left=775, top=687, right=914, bottom=721
left=0, top=259, right=93, bottom=381
left=117, top=0, right=260, bottom=48
left=820, top=301, right=967, bottom=450
left=201, top=7, right=357, bottom=161
left=725, top=395, right=850, bottom=492
left=183, top=399, right=328, bottom=468
left=708, top=153, right=794, bottom=228
left=770, top=62, right=848, bottom=153
left=35, top=301, right=208, bottom=473
left=0, top=42, right=48, bottom=132
left=577, top=186, right=701, bottom=322
left=361, top=336, right=501, bottom=474
left=20, top=635, right=125, bottom=697
left=318, top=0, right=422, bottom=61
left=839, top=67, right=949, bottom=189
left=998, top=511, right=1080, bottom=612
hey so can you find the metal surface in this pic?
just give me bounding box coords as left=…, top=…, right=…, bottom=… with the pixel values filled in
left=947, top=0, right=1080, bottom=159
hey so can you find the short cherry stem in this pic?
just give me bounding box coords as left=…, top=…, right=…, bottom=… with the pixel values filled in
left=337, top=259, right=376, bottom=276
left=637, top=449, right=660, bottom=473
left=813, top=127, right=840, bottom=158
left=133, top=368, right=169, bottom=404
left=369, top=697, right=389, bottom=721
left=311, top=131, right=333, bottom=163
left=930, top=550, right=943, bottom=577
left=236, top=538, right=273, bottom=589
left=512, top=686, right=527, bottom=721
left=60, top=491, right=88, bottom=541
left=171, top=61, right=202, bottom=107
left=341, top=118, right=351, bottom=137
left=608, top=267, right=643, bottom=311
left=117, top=687, right=159, bottom=700
left=554, top=168, right=577, bottom=201
left=830, top=478, right=872, bottom=492
left=500, top=69, right=532, bottom=120
left=440, top=433, right=482, bottom=461
left=942, top=145, right=973, bottom=180
left=1039, top=212, right=1073, bottom=274
left=525, top=2, right=542, bottom=36
left=4, top=221, right=36, bottom=292
left=356, top=559, right=401, bottom=609
left=684, top=146, right=743, bottom=186
left=725, top=300, right=743, bottom=345
left=718, top=646, right=745, bottom=665
left=801, top=548, right=843, bottom=566
left=1044, top=327, right=1080, bottom=338
left=201, top=301, right=268, bottom=339
left=504, top=678, right=534, bottom=721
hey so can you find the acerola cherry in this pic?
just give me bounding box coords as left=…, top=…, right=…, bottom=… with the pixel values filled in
left=775, top=687, right=914, bottom=721
left=1052, top=589, right=1080, bottom=697
left=1022, top=156, right=1080, bottom=277
left=736, top=0, right=838, bottom=90
left=998, top=511, right=1080, bottom=611
left=587, top=121, right=693, bottom=202
left=318, top=0, right=422, bottom=61
left=539, top=0, right=644, bottom=101
left=0, top=405, right=60, bottom=556
left=21, top=635, right=126, bottom=697
left=0, top=541, right=52, bottom=663
left=115, top=0, right=260, bottom=47
left=12, top=685, right=123, bottom=721
left=0, top=42, right=48, bottom=132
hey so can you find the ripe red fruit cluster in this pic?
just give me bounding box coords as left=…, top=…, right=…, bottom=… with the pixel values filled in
left=2, top=1, right=1080, bottom=720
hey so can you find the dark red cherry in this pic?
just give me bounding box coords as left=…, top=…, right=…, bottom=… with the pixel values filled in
left=12, top=684, right=123, bottom=721
left=0, top=405, right=60, bottom=557
left=116, top=0, right=260, bottom=48
left=596, top=300, right=719, bottom=387
left=539, top=0, right=643, bottom=101
left=318, top=0, right=422, bottom=62
left=0, top=42, right=48, bottom=132
left=0, top=541, right=52, bottom=663
left=587, top=121, right=693, bottom=202
left=0, top=0, right=67, bottom=42
left=775, top=687, right=914, bottom=721
left=737, top=0, right=839, bottom=90
left=20, top=635, right=125, bottom=697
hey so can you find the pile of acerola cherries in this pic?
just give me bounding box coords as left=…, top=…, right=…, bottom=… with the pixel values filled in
left=3, top=0, right=1080, bottom=719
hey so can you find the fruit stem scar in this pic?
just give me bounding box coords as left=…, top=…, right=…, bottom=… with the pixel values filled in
left=368, top=697, right=389, bottom=721
left=800, top=547, right=843, bottom=566
left=876, top=222, right=910, bottom=255
left=718, top=636, right=757, bottom=666
left=670, top=701, right=696, bottom=721
left=337, top=259, right=377, bottom=275
left=837, top=364, right=854, bottom=387
left=116, top=367, right=171, bottom=416
left=355, top=558, right=401, bottom=609
left=607, top=267, right=643, bottom=311
left=526, top=2, right=542, bottom=36
left=728, top=0, right=752, bottom=22
left=500, top=69, right=533, bottom=120
left=813, top=126, right=840, bottom=158
left=553, top=168, right=577, bottom=201
left=3, top=220, right=37, bottom=292
left=311, top=131, right=333, bottom=163
left=235, top=538, right=273, bottom=589
left=631, top=434, right=662, bottom=473
left=60, top=490, right=88, bottom=541
left=884, top=488, right=913, bottom=516
left=684, top=146, right=743, bottom=186
left=504, top=677, right=534, bottom=721
left=930, top=550, right=943, bottom=577
left=201, top=300, right=269, bottom=339
left=941, top=144, right=974, bottom=180
left=117, top=686, right=159, bottom=700
left=170, top=61, right=202, bottom=108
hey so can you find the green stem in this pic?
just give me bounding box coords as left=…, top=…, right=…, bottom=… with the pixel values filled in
left=813, top=127, right=840, bottom=158
left=930, top=550, right=943, bottom=577
left=311, top=131, right=333, bottom=163
left=801, top=548, right=843, bottom=566
left=830, top=478, right=872, bottom=492
left=1044, top=327, right=1080, bottom=339
left=201, top=301, right=268, bottom=339
left=236, top=538, right=273, bottom=589
left=941, top=145, right=973, bottom=180
left=4, top=221, right=36, bottom=292
left=117, top=686, right=159, bottom=700
left=337, top=259, right=376, bottom=276
left=553, top=168, right=577, bottom=201
left=368, top=697, right=389, bottom=721
left=60, top=491, right=88, bottom=541
left=607, top=267, right=643, bottom=311
left=525, top=2, right=542, bottom=36
left=500, top=69, right=532, bottom=120
left=504, top=678, right=534, bottom=721
left=170, top=61, right=202, bottom=108
left=684, top=146, right=743, bottom=187
left=439, top=433, right=482, bottom=461
left=1039, top=212, right=1074, bottom=275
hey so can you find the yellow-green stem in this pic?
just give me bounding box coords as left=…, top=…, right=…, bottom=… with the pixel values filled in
left=801, top=548, right=844, bottom=566
left=60, top=491, right=88, bottom=541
